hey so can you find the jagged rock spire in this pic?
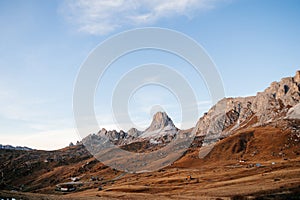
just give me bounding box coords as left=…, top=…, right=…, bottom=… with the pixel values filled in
left=145, top=111, right=176, bottom=132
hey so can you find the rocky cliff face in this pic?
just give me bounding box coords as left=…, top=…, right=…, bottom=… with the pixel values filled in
left=195, top=71, right=300, bottom=144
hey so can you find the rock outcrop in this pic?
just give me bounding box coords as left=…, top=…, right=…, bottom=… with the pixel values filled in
left=144, top=112, right=176, bottom=132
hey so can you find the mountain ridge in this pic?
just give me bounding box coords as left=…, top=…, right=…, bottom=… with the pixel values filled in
left=194, top=70, right=300, bottom=144
left=0, top=144, right=33, bottom=151
left=84, top=70, right=300, bottom=149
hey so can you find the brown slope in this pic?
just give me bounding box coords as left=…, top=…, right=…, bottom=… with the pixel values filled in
left=173, top=122, right=300, bottom=169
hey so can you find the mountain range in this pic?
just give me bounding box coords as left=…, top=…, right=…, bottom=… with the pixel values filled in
left=0, top=71, right=299, bottom=199
left=83, top=71, right=300, bottom=151
left=0, top=144, right=32, bottom=151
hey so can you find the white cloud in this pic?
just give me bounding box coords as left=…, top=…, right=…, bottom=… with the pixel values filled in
left=62, top=0, right=227, bottom=35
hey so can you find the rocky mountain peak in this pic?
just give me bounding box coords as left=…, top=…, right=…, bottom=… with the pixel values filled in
left=145, top=111, right=176, bottom=132
left=97, top=128, right=107, bottom=136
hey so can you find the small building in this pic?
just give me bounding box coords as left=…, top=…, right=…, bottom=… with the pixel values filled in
left=60, top=184, right=76, bottom=192
left=56, top=182, right=83, bottom=192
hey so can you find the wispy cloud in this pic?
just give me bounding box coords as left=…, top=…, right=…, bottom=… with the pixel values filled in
left=62, top=0, right=227, bottom=35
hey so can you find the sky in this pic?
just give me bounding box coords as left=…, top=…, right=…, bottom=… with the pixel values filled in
left=0, top=0, right=299, bottom=150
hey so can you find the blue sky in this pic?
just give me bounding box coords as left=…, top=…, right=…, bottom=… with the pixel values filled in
left=0, top=0, right=299, bottom=150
